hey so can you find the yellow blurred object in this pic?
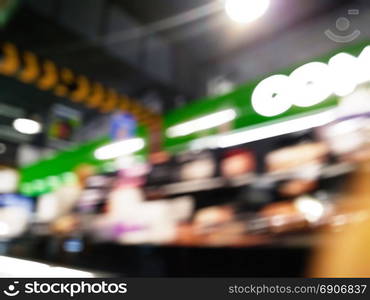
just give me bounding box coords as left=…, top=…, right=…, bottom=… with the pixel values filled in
left=86, top=82, right=105, bottom=108
left=0, top=43, right=20, bottom=75
left=70, top=75, right=90, bottom=102
left=18, top=51, right=39, bottom=83
left=37, top=60, right=58, bottom=90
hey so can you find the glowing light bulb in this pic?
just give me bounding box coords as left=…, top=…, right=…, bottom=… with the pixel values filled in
left=225, top=0, right=270, bottom=24
left=13, top=118, right=42, bottom=135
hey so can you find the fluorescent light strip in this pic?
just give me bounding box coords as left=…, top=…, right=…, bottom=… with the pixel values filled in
left=190, top=109, right=336, bottom=150
left=94, top=138, right=145, bottom=160
left=167, top=109, right=236, bottom=138
left=218, top=109, right=336, bottom=148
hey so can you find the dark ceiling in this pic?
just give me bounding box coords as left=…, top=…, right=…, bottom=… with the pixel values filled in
left=113, top=0, right=360, bottom=63
left=0, top=0, right=368, bottom=149
left=0, top=0, right=368, bottom=119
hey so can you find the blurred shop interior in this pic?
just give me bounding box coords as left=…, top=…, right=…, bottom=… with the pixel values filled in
left=1, top=0, right=370, bottom=277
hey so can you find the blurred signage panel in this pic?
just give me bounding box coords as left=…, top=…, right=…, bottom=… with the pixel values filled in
left=110, top=113, right=137, bottom=140
left=47, top=104, right=82, bottom=149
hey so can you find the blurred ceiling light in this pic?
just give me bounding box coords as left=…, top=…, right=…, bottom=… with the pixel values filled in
left=94, top=138, right=145, bottom=160
left=12, top=118, right=42, bottom=135
left=225, top=0, right=270, bottom=23
left=289, top=62, right=333, bottom=107
left=252, top=74, right=292, bottom=117
left=167, top=109, right=236, bottom=138
left=217, top=109, right=336, bottom=148
left=294, top=195, right=325, bottom=223
left=328, top=53, right=359, bottom=97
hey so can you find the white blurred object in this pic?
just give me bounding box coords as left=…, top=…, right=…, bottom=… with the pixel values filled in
left=108, top=188, right=145, bottom=218
left=0, top=169, right=19, bottom=194
left=16, top=144, right=43, bottom=167
left=289, top=62, right=333, bottom=107
left=0, top=256, right=95, bottom=277
left=0, top=207, right=30, bottom=239
left=207, top=76, right=235, bottom=96
left=323, top=117, right=370, bottom=155
left=337, top=87, right=370, bottom=117
left=108, top=188, right=194, bottom=244
left=36, top=184, right=81, bottom=223
left=12, top=118, right=42, bottom=135
left=117, top=201, right=176, bottom=244
left=294, top=195, right=325, bottom=223
left=94, top=138, right=145, bottom=160
left=35, top=193, right=60, bottom=223
left=328, top=53, right=360, bottom=97
left=167, top=109, right=236, bottom=138
left=251, top=74, right=292, bottom=117
left=168, top=196, right=194, bottom=222
left=357, top=46, right=370, bottom=84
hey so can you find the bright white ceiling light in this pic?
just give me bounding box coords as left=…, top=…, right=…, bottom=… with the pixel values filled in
left=251, top=74, right=292, bottom=117
left=328, top=53, right=360, bottom=97
left=225, top=0, right=270, bottom=24
left=94, top=138, right=145, bottom=160
left=166, top=109, right=236, bottom=138
left=289, top=62, right=333, bottom=107
left=13, top=118, right=42, bottom=135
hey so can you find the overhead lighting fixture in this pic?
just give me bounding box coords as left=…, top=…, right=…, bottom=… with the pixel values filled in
left=13, top=118, right=42, bottom=135
left=166, top=109, right=236, bottom=138
left=225, top=0, right=270, bottom=24
left=217, top=109, right=336, bottom=148
left=94, top=138, right=145, bottom=160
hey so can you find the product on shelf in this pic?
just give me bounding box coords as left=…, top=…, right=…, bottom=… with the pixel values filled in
left=278, top=179, right=318, bottom=197
left=177, top=150, right=217, bottom=181
left=320, top=114, right=370, bottom=162
left=220, top=148, right=255, bottom=178
left=265, top=142, right=329, bottom=173
left=193, top=205, right=234, bottom=235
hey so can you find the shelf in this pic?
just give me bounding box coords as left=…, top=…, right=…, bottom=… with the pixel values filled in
left=151, top=162, right=355, bottom=197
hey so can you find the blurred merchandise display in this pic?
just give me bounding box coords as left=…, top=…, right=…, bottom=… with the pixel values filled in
left=1, top=9, right=370, bottom=276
